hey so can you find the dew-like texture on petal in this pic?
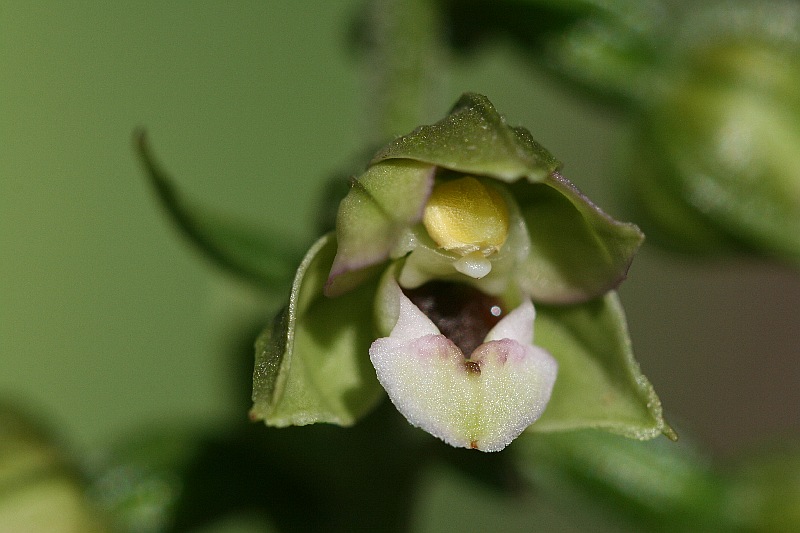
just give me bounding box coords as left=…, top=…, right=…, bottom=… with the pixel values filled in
left=369, top=291, right=557, bottom=452
left=372, top=93, right=561, bottom=182
left=469, top=340, right=557, bottom=451
left=453, top=252, right=493, bottom=279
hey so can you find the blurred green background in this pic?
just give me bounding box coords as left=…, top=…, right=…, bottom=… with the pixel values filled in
left=1, top=0, right=798, bottom=468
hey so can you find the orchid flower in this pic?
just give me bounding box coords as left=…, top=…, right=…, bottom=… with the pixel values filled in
left=250, top=93, right=673, bottom=451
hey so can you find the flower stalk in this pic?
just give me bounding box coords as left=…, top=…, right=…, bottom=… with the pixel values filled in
left=365, top=0, right=447, bottom=141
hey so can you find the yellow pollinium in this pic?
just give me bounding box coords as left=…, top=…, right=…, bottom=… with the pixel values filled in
left=422, top=176, right=509, bottom=256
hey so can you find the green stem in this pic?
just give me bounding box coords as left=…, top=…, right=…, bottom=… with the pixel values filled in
left=365, top=0, right=447, bottom=142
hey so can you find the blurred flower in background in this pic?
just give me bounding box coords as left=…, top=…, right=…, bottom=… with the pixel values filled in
left=629, top=2, right=800, bottom=262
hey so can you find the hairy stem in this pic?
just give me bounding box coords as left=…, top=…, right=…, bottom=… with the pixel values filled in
left=364, top=0, right=448, bottom=142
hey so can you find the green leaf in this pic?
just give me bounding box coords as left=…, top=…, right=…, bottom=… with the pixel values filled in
left=511, top=175, right=644, bottom=304
left=373, top=92, right=561, bottom=182
left=0, top=405, right=108, bottom=533
left=529, top=292, right=673, bottom=440
left=250, top=233, right=385, bottom=427
left=326, top=159, right=435, bottom=297
left=513, top=429, right=727, bottom=532
left=135, top=130, right=301, bottom=293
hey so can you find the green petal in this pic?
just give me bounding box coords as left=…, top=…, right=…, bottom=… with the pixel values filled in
left=512, top=174, right=644, bottom=303
left=251, top=233, right=385, bottom=427
left=530, top=292, right=674, bottom=440
left=373, top=92, right=560, bottom=182
left=325, top=160, right=435, bottom=297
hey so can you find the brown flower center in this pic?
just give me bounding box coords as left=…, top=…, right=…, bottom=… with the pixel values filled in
left=403, top=281, right=505, bottom=356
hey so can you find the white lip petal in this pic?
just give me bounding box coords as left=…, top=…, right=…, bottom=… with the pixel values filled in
left=469, top=339, right=558, bottom=451
left=484, top=298, right=535, bottom=345
left=379, top=277, right=440, bottom=342
left=369, top=292, right=558, bottom=452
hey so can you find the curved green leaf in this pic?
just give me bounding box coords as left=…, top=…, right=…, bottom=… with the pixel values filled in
left=512, top=175, right=644, bottom=304
left=373, top=92, right=561, bottom=182
left=135, top=130, right=301, bottom=293
left=529, top=292, right=674, bottom=440
left=250, top=233, right=385, bottom=427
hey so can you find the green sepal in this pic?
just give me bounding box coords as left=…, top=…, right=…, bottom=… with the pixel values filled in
left=135, top=130, right=301, bottom=293
left=326, top=160, right=435, bottom=297
left=530, top=292, right=674, bottom=440
left=512, top=175, right=644, bottom=304
left=373, top=92, right=561, bottom=182
left=250, top=233, right=385, bottom=427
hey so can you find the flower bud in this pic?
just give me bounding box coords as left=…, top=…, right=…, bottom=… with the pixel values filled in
left=629, top=4, right=800, bottom=263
